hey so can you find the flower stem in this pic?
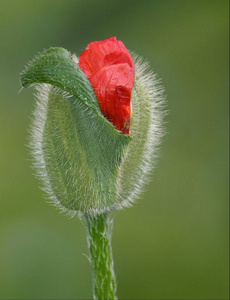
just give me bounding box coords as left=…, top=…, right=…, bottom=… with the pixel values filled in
left=84, top=213, right=117, bottom=300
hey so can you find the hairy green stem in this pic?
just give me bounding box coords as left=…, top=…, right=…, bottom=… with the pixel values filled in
left=84, top=213, right=117, bottom=300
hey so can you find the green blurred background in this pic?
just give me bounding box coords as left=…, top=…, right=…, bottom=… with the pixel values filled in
left=0, top=0, right=228, bottom=299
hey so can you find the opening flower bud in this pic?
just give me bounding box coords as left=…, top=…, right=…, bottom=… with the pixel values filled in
left=21, top=38, right=164, bottom=216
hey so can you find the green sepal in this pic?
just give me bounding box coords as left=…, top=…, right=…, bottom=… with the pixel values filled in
left=21, top=47, right=101, bottom=114
left=21, top=47, right=131, bottom=213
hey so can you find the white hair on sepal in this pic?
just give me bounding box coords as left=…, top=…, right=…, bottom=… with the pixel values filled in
left=28, top=83, right=116, bottom=217
left=29, top=83, right=77, bottom=218
left=115, top=53, right=166, bottom=209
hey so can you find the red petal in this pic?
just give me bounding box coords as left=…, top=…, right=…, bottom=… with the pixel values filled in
left=78, top=37, right=135, bottom=134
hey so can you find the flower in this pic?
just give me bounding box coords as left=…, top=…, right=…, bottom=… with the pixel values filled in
left=78, top=37, right=135, bottom=134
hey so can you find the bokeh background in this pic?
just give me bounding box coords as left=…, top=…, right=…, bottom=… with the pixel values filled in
left=0, top=0, right=229, bottom=299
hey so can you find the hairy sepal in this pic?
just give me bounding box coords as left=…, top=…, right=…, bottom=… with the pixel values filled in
left=116, top=55, right=165, bottom=208
left=22, top=48, right=130, bottom=215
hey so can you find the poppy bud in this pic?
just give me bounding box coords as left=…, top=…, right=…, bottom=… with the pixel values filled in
left=21, top=38, right=164, bottom=216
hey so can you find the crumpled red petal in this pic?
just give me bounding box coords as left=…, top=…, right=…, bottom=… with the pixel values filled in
left=78, top=37, right=135, bottom=134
